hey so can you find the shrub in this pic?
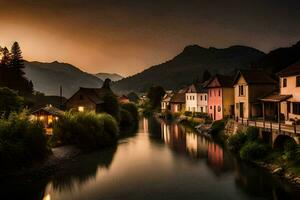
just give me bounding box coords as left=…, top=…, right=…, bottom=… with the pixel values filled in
left=294, top=145, right=300, bottom=164
left=0, top=111, right=49, bottom=168
left=228, top=132, right=247, bottom=153
left=0, top=87, right=24, bottom=118
left=121, top=103, right=138, bottom=121
left=99, top=94, right=120, bottom=122
left=209, top=120, right=225, bottom=136
left=52, top=111, right=118, bottom=150
left=246, top=127, right=259, bottom=141
left=120, top=109, right=134, bottom=127
left=240, top=142, right=268, bottom=161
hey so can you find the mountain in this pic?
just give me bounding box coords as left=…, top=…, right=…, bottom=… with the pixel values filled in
left=112, top=45, right=265, bottom=93
left=24, top=61, right=103, bottom=97
left=256, top=40, right=300, bottom=74
left=94, top=73, right=123, bottom=82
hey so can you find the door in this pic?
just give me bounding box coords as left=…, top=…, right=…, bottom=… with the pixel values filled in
left=214, top=105, right=216, bottom=120
left=239, top=102, right=244, bottom=118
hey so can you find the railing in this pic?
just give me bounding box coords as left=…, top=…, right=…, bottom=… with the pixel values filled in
left=236, top=117, right=300, bottom=135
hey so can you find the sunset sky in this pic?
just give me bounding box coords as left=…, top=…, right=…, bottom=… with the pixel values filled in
left=0, top=0, right=299, bottom=76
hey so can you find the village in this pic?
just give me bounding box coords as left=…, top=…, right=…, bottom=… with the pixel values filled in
left=161, top=64, right=300, bottom=148
left=1, top=0, right=300, bottom=197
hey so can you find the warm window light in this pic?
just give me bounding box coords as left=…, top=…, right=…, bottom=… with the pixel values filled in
left=39, top=116, right=44, bottom=120
left=78, top=106, right=84, bottom=112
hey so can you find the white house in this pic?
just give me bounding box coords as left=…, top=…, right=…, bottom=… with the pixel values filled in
left=161, top=91, right=174, bottom=111
left=185, top=83, right=208, bottom=113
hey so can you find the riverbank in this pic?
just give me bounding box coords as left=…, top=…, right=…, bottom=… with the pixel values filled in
left=256, top=161, right=300, bottom=185
left=0, top=145, right=82, bottom=180
left=161, top=113, right=300, bottom=188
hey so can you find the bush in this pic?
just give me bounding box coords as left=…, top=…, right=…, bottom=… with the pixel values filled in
left=228, top=132, right=247, bottom=153
left=209, top=120, right=225, bottom=136
left=52, top=111, right=118, bottom=150
left=0, top=111, right=49, bottom=168
left=246, top=127, right=259, bottom=141
left=121, top=103, right=138, bottom=121
left=240, top=142, right=268, bottom=161
left=120, top=109, right=134, bottom=127
left=0, top=87, right=24, bottom=118
left=99, top=94, right=120, bottom=122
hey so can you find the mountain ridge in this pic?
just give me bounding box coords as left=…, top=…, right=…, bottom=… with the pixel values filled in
left=112, top=44, right=266, bottom=93
left=24, top=61, right=103, bottom=97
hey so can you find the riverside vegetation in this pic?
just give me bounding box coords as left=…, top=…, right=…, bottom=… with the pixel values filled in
left=0, top=87, right=139, bottom=170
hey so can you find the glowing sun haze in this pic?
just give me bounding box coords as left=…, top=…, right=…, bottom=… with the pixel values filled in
left=0, top=0, right=299, bottom=76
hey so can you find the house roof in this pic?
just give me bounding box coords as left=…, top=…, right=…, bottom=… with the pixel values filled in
left=233, top=69, right=277, bottom=85
left=162, top=93, right=174, bottom=102
left=277, top=61, right=300, bottom=77
left=205, top=74, right=234, bottom=88
left=170, top=92, right=185, bottom=103
left=186, top=83, right=207, bottom=93
left=32, top=105, right=64, bottom=116
left=65, top=78, right=115, bottom=105
left=260, top=92, right=292, bottom=102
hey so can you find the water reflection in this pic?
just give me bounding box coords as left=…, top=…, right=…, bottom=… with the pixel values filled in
left=1, top=118, right=300, bottom=200
left=160, top=121, right=225, bottom=172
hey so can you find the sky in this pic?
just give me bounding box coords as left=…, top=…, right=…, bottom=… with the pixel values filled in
left=0, top=0, right=299, bottom=76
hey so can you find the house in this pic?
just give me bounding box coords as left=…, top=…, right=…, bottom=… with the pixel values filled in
left=161, top=91, right=174, bottom=111
left=31, top=105, right=64, bottom=134
left=65, top=79, right=114, bottom=113
left=185, top=83, right=207, bottom=113
left=277, top=62, right=300, bottom=124
left=233, top=70, right=277, bottom=120
left=170, top=88, right=188, bottom=113
left=205, top=74, right=234, bottom=121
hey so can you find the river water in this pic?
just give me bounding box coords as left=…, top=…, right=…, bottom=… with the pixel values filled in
left=1, top=118, right=300, bottom=200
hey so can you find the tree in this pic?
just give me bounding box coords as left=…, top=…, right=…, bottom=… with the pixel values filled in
left=147, top=86, right=165, bottom=109
left=0, top=87, right=24, bottom=118
left=0, top=42, right=34, bottom=95
left=11, top=42, right=25, bottom=76
left=202, top=70, right=211, bottom=83
left=127, top=92, right=139, bottom=103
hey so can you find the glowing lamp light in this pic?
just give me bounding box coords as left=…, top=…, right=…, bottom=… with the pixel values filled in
left=78, top=106, right=84, bottom=112
left=43, top=194, right=51, bottom=200
left=39, top=116, right=45, bottom=120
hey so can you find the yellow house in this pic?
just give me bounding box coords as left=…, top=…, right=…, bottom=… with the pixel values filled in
left=278, top=62, right=300, bottom=124
left=233, top=70, right=277, bottom=120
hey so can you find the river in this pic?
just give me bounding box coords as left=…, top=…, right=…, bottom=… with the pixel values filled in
left=1, top=118, right=300, bottom=200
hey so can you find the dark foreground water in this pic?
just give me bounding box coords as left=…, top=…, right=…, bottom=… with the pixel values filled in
left=1, top=118, right=300, bottom=200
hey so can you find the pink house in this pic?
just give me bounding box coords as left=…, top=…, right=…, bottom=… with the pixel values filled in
left=205, top=74, right=235, bottom=121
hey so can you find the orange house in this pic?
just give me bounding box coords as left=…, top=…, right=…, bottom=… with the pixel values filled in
left=205, top=74, right=234, bottom=120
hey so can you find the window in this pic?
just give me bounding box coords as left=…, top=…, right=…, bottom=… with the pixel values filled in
left=193, top=96, right=195, bottom=100
left=218, top=90, right=221, bottom=96
left=210, top=106, right=212, bottom=109
left=239, top=85, right=244, bottom=96
left=200, top=95, right=202, bottom=100
left=283, top=78, right=287, bottom=87
left=205, top=95, right=207, bottom=101
left=296, top=76, right=300, bottom=87
left=200, top=107, right=203, bottom=112
left=292, top=102, right=300, bottom=115
left=186, top=95, right=188, bottom=100
left=78, top=106, right=84, bottom=112
left=218, top=106, right=221, bottom=112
